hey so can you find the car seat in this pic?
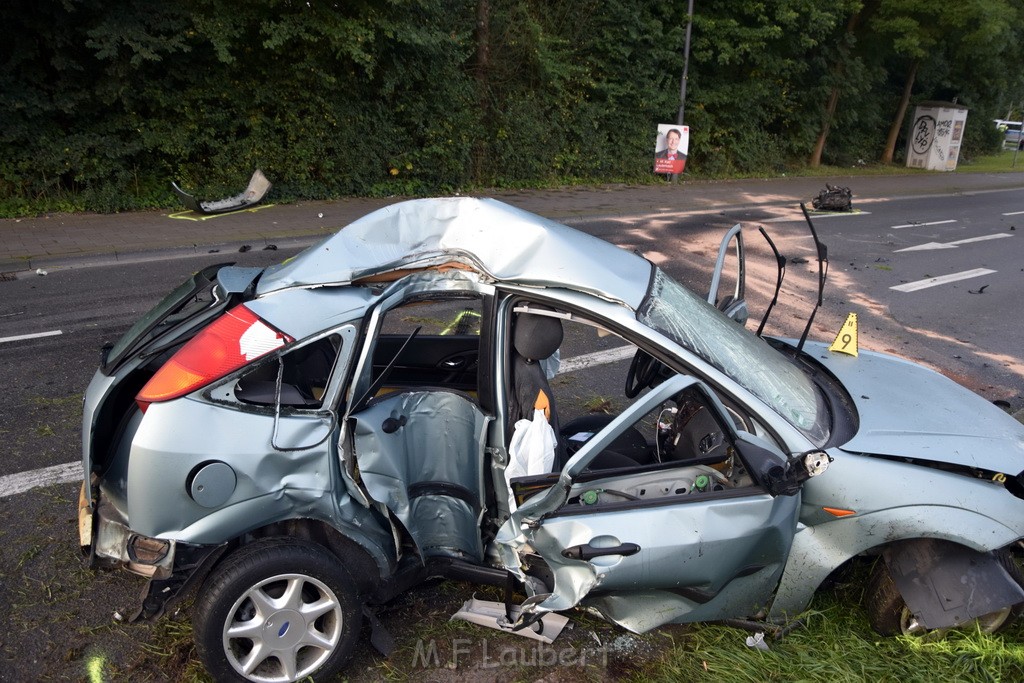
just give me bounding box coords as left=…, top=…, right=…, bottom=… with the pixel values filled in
left=509, top=312, right=646, bottom=471
left=509, top=312, right=567, bottom=467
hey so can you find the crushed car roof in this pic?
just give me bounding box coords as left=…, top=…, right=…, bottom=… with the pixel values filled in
left=257, top=197, right=653, bottom=307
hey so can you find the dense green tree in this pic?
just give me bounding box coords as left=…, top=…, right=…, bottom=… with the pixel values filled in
left=1, top=0, right=1023, bottom=215
left=870, top=0, right=1018, bottom=162
left=681, top=0, right=853, bottom=174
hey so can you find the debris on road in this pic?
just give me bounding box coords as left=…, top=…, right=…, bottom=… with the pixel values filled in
left=811, top=184, right=853, bottom=212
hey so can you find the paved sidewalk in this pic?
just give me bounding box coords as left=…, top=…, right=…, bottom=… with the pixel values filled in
left=2, top=171, right=1024, bottom=272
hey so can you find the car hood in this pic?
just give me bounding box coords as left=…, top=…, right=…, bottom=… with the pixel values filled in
left=807, top=344, right=1024, bottom=474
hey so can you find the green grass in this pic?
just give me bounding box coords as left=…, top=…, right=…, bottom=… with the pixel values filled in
left=583, top=395, right=616, bottom=414
left=638, top=571, right=1024, bottom=683
left=957, top=149, right=1024, bottom=173
left=6, top=150, right=1022, bottom=218
left=130, top=567, right=1024, bottom=681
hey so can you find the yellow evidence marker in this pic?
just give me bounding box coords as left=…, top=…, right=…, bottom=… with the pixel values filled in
left=829, top=313, right=859, bottom=357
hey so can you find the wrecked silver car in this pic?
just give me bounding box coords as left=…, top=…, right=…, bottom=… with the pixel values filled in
left=80, top=198, right=1024, bottom=682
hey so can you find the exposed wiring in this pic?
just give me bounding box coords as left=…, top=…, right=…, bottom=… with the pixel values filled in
left=655, top=405, right=678, bottom=463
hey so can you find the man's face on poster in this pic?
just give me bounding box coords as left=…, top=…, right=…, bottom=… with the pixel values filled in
left=666, top=130, right=680, bottom=152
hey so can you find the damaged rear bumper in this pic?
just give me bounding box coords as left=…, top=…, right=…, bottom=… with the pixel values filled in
left=79, top=481, right=225, bottom=620
left=79, top=480, right=175, bottom=577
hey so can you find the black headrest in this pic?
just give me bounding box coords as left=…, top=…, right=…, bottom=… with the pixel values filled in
left=514, top=313, right=563, bottom=361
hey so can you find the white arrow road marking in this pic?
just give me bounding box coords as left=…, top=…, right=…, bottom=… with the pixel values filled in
left=894, top=233, right=1013, bottom=253
left=891, top=219, right=957, bottom=229
left=0, top=329, right=63, bottom=344
left=891, top=268, right=996, bottom=292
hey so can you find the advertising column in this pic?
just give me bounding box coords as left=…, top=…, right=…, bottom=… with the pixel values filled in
left=906, top=103, right=969, bottom=171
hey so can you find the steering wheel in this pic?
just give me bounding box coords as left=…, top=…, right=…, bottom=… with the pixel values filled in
left=625, top=349, right=661, bottom=398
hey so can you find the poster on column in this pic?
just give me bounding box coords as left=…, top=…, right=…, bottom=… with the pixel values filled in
left=654, top=124, right=689, bottom=174
left=905, top=103, right=968, bottom=172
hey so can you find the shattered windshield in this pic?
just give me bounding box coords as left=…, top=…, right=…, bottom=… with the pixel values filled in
left=638, top=268, right=827, bottom=444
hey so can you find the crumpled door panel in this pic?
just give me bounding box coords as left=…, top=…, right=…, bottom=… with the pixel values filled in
left=495, top=376, right=801, bottom=632
left=351, top=390, right=490, bottom=561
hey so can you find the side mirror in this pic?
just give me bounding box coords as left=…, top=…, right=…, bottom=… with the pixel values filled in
left=707, top=224, right=748, bottom=325
left=734, top=432, right=832, bottom=496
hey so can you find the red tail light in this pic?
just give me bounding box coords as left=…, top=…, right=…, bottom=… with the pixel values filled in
left=136, top=304, right=293, bottom=412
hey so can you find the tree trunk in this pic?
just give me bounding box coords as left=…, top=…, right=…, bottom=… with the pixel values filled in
left=809, top=87, right=841, bottom=167
left=881, top=59, right=919, bottom=164
left=809, top=12, right=861, bottom=168
left=471, top=0, right=490, bottom=183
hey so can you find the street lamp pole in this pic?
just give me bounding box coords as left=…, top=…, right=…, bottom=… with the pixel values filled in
left=672, top=0, right=695, bottom=183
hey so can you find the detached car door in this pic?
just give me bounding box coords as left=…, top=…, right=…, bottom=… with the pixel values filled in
left=498, top=374, right=804, bottom=633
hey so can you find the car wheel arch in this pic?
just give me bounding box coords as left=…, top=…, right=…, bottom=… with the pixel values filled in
left=769, top=506, right=1023, bottom=621
left=231, top=518, right=394, bottom=596
left=866, top=538, right=1024, bottom=635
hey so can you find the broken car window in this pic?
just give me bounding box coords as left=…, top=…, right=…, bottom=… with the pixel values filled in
left=235, top=335, right=341, bottom=408
left=372, top=296, right=483, bottom=395
left=638, top=268, right=828, bottom=444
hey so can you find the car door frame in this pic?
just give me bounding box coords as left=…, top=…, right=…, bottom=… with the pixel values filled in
left=489, top=296, right=807, bottom=631
left=341, top=271, right=498, bottom=561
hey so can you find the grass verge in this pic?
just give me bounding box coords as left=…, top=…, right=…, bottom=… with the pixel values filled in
left=642, top=565, right=1024, bottom=683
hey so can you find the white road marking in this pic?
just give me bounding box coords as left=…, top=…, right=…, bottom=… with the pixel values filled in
left=894, top=233, right=1013, bottom=253
left=761, top=211, right=871, bottom=224
left=0, top=462, right=80, bottom=498
left=890, top=219, right=957, bottom=229
left=2, top=345, right=638, bottom=498
left=1001, top=210, right=1024, bottom=216
left=0, top=329, right=63, bottom=344
left=808, top=211, right=871, bottom=218
left=891, top=268, right=996, bottom=292
left=557, top=345, right=635, bottom=374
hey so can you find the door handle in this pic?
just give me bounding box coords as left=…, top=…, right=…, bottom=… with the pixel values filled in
left=561, top=542, right=641, bottom=561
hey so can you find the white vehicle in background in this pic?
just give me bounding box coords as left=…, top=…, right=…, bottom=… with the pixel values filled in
left=995, top=119, right=1024, bottom=149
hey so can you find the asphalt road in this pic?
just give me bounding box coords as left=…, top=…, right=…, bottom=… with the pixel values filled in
left=0, top=186, right=1022, bottom=680
left=1, top=187, right=1022, bottom=477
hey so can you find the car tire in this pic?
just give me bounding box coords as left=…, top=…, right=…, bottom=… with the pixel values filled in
left=866, top=551, right=1023, bottom=638
left=193, top=538, right=362, bottom=683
